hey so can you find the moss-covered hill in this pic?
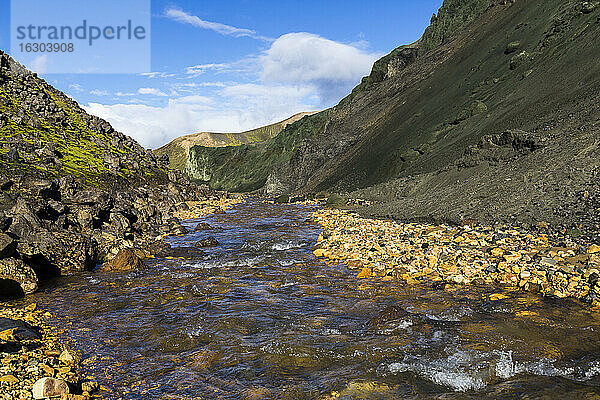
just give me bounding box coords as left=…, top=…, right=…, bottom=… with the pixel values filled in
left=153, top=111, right=317, bottom=171
left=0, top=51, right=169, bottom=189
left=186, top=111, right=329, bottom=192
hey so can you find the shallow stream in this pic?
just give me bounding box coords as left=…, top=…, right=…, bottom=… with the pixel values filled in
left=26, top=200, right=600, bottom=399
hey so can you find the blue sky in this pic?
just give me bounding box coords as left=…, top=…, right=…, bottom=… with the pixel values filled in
left=0, top=0, right=443, bottom=148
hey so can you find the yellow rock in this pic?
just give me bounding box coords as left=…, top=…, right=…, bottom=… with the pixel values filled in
left=491, top=248, right=504, bottom=257
left=0, top=375, right=18, bottom=384
left=515, top=310, right=538, bottom=317
left=357, top=267, right=372, bottom=279
left=504, top=252, right=521, bottom=262
left=588, top=244, right=600, bottom=254
left=0, top=328, right=16, bottom=341
left=489, top=293, right=508, bottom=301
left=313, top=248, right=326, bottom=257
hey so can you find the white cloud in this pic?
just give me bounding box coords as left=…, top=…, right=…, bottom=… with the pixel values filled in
left=81, top=32, right=380, bottom=149
left=165, top=8, right=272, bottom=41
left=138, top=87, right=168, bottom=96
left=83, top=84, right=314, bottom=149
left=185, top=62, right=252, bottom=77
left=69, top=84, right=83, bottom=93
left=139, top=72, right=176, bottom=79
left=260, top=32, right=380, bottom=103
left=29, top=55, right=48, bottom=74
left=90, top=89, right=109, bottom=96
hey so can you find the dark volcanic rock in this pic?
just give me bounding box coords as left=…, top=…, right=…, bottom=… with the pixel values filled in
left=194, top=222, right=215, bottom=231
left=0, top=317, right=41, bottom=340
left=0, top=232, right=17, bottom=258
left=17, top=231, right=97, bottom=275
left=0, top=258, right=38, bottom=296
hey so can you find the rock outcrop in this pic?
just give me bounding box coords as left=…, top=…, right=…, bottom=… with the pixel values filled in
left=0, top=50, right=228, bottom=298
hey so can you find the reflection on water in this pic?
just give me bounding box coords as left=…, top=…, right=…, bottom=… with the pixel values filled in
left=27, top=200, right=600, bottom=399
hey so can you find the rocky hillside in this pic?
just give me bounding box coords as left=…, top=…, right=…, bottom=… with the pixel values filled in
left=0, top=51, right=221, bottom=299
left=154, top=111, right=317, bottom=170
left=188, top=0, right=600, bottom=239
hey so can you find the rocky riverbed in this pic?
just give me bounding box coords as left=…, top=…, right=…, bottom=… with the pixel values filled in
left=312, top=207, right=600, bottom=306
left=0, top=195, right=242, bottom=398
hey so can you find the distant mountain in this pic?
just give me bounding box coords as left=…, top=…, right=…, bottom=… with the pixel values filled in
left=153, top=112, right=318, bottom=170
left=186, top=0, right=600, bottom=239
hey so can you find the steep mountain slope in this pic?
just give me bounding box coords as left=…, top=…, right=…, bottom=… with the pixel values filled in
left=188, top=0, right=600, bottom=238
left=154, top=111, right=317, bottom=170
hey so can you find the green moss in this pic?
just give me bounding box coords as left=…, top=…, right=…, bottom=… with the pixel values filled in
left=1, top=77, right=167, bottom=188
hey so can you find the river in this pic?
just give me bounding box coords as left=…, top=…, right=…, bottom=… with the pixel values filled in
left=27, top=199, right=600, bottom=399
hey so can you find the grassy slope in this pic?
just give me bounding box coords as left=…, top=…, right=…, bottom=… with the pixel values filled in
left=154, top=112, right=316, bottom=171
left=186, top=111, right=329, bottom=192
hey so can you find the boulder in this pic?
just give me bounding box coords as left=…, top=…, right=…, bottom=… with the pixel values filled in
left=194, top=222, right=214, bottom=231
left=0, top=317, right=41, bottom=340
left=196, top=236, right=219, bottom=247
left=17, top=231, right=97, bottom=275
left=10, top=197, right=43, bottom=231
left=0, top=258, right=38, bottom=296
left=28, top=178, right=59, bottom=200
left=104, top=248, right=146, bottom=271
left=0, top=212, right=12, bottom=231
left=58, top=349, right=81, bottom=366
left=32, top=377, right=69, bottom=399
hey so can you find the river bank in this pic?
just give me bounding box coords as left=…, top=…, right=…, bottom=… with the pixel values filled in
left=5, top=199, right=600, bottom=398
left=0, top=303, right=97, bottom=400
left=312, top=207, right=600, bottom=306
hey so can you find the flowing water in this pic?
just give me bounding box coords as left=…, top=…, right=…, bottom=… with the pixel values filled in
left=24, top=200, right=600, bottom=399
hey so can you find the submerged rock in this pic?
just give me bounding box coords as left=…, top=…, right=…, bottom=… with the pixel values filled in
left=194, top=222, right=215, bottom=231
left=197, top=236, right=219, bottom=247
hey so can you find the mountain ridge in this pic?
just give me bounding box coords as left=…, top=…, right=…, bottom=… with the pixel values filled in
left=154, top=111, right=318, bottom=170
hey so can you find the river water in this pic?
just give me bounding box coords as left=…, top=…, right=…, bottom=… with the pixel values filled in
left=28, top=200, right=600, bottom=399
